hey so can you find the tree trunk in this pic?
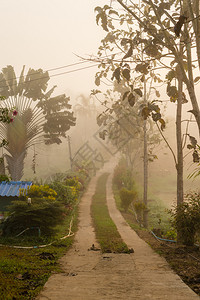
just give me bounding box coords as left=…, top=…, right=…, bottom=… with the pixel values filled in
left=176, top=45, right=184, bottom=243
left=176, top=74, right=184, bottom=206
left=143, top=118, right=148, bottom=228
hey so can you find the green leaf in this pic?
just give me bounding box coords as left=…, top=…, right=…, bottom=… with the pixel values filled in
left=95, top=76, right=101, bottom=86
left=109, top=9, right=118, bottom=16
left=152, top=112, right=161, bottom=122
left=122, top=91, right=130, bottom=100
left=187, top=144, right=195, bottom=150
left=111, top=67, right=121, bottom=83
left=121, top=38, right=131, bottom=46
left=123, top=45, right=133, bottom=60
left=134, top=88, right=143, bottom=97
left=135, top=63, right=149, bottom=75
left=128, top=93, right=135, bottom=107
left=194, top=76, right=200, bottom=83
left=167, top=85, right=178, bottom=98
left=141, top=107, right=150, bottom=120
left=122, top=68, right=130, bottom=81
left=193, top=150, right=200, bottom=163
left=166, top=70, right=176, bottom=82
left=189, top=135, right=197, bottom=147
left=91, top=89, right=101, bottom=95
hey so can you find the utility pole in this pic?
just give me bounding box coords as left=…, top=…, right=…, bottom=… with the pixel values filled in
left=67, top=136, right=73, bottom=170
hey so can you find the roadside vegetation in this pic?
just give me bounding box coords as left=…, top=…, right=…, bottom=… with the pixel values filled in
left=113, top=159, right=200, bottom=296
left=0, top=172, right=88, bottom=299
left=91, top=173, right=131, bottom=253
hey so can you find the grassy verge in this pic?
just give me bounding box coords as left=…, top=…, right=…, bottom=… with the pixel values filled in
left=91, top=173, right=130, bottom=253
left=113, top=182, right=171, bottom=234
left=0, top=200, right=79, bottom=299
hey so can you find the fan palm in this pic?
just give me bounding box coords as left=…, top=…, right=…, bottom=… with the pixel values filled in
left=0, top=65, right=76, bottom=180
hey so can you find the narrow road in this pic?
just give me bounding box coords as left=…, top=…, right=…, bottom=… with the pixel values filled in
left=38, top=162, right=199, bottom=300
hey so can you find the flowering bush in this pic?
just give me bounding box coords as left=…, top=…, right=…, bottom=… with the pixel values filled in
left=20, top=184, right=57, bottom=200
left=2, top=185, right=63, bottom=236
left=49, top=181, right=77, bottom=209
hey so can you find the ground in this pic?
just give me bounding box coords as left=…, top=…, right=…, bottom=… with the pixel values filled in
left=136, top=229, right=200, bottom=296
left=38, top=161, right=200, bottom=299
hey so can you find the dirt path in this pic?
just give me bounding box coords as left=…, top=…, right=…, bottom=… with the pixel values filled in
left=38, top=162, right=199, bottom=300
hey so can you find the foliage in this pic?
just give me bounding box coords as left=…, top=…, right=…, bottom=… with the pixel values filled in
left=94, top=0, right=200, bottom=133
left=170, top=192, right=200, bottom=246
left=133, top=201, right=147, bottom=223
left=0, top=174, right=10, bottom=182
left=0, top=206, right=78, bottom=299
left=119, top=187, right=137, bottom=212
left=165, top=228, right=177, bottom=241
left=20, top=184, right=57, bottom=200
left=2, top=185, right=64, bottom=236
left=113, top=158, right=136, bottom=190
left=64, top=176, right=82, bottom=191
left=49, top=181, right=77, bottom=210
left=0, top=65, right=76, bottom=180
left=113, top=159, right=127, bottom=189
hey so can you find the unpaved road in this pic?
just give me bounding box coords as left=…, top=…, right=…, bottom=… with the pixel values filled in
left=38, top=162, right=199, bottom=300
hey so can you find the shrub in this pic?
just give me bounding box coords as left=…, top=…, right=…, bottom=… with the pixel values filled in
left=133, top=201, right=147, bottom=224
left=113, top=162, right=127, bottom=189
left=119, top=188, right=137, bottom=212
left=2, top=185, right=64, bottom=236
left=170, top=192, right=200, bottom=246
left=0, top=174, right=10, bottom=182
left=113, top=158, right=136, bottom=190
left=49, top=181, right=77, bottom=209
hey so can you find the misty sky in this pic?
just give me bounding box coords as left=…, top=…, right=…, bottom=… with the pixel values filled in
left=1, top=0, right=198, bottom=120
left=1, top=0, right=107, bottom=99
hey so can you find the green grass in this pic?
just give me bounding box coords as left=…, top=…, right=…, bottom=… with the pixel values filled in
left=113, top=182, right=171, bottom=234
left=0, top=204, right=79, bottom=299
left=91, top=173, right=130, bottom=253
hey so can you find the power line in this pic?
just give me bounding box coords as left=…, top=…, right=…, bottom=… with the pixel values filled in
left=0, top=63, right=100, bottom=90
left=0, top=60, right=93, bottom=83
left=0, top=52, right=123, bottom=85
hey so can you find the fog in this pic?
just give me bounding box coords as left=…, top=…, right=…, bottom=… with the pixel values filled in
left=1, top=0, right=200, bottom=210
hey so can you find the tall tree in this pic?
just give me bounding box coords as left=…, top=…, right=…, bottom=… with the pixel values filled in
left=109, top=0, right=200, bottom=135
left=0, top=65, right=76, bottom=180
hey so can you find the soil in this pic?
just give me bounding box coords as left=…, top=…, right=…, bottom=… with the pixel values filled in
left=136, top=229, right=200, bottom=296
left=38, top=161, right=200, bottom=300
left=120, top=208, right=200, bottom=296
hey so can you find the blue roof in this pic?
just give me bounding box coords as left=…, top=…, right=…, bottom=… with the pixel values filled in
left=0, top=181, right=32, bottom=197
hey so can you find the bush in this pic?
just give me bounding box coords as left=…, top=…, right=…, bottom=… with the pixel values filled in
left=113, top=161, right=127, bottom=189
left=133, top=201, right=147, bottom=224
left=49, top=181, right=77, bottom=209
left=170, top=192, right=200, bottom=246
left=2, top=185, right=64, bottom=237
left=0, top=174, right=10, bottom=182
left=113, top=159, right=135, bottom=190
left=119, top=188, right=137, bottom=212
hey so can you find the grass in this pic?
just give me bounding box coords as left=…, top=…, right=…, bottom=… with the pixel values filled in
left=91, top=173, right=130, bottom=253
left=113, top=182, right=171, bottom=235
left=0, top=202, right=79, bottom=299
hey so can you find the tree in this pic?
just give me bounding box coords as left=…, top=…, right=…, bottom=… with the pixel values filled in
left=93, top=5, right=165, bottom=226
left=93, top=1, right=200, bottom=222
left=0, top=65, right=76, bottom=180
left=112, top=0, right=200, bottom=134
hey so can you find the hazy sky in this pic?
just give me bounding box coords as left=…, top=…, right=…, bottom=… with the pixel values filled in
left=1, top=0, right=107, bottom=99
